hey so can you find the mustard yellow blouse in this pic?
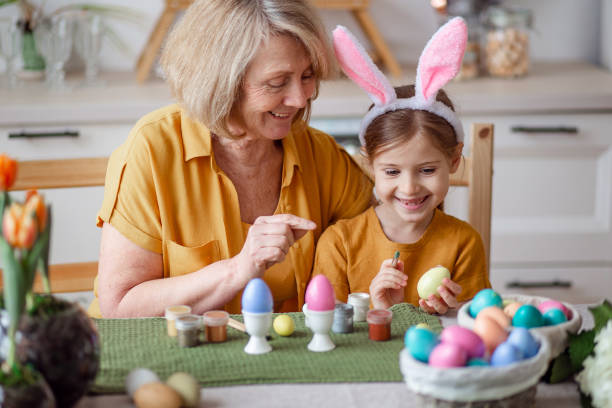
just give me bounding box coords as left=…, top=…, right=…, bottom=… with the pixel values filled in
left=313, top=207, right=491, bottom=306
left=89, top=104, right=373, bottom=317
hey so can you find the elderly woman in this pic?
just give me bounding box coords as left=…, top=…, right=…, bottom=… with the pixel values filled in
left=90, top=0, right=372, bottom=318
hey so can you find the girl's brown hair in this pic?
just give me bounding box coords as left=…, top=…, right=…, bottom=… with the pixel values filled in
left=363, top=85, right=460, bottom=160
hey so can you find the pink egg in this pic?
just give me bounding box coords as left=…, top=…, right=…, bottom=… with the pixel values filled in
left=440, top=325, right=485, bottom=359
left=474, top=314, right=508, bottom=355
left=429, top=343, right=468, bottom=367
left=305, top=275, right=336, bottom=311
left=478, top=306, right=511, bottom=329
left=538, top=300, right=571, bottom=320
left=503, top=302, right=523, bottom=319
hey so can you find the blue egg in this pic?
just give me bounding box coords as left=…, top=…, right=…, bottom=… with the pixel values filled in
left=405, top=326, right=439, bottom=363
left=507, top=327, right=540, bottom=359
left=469, top=289, right=503, bottom=318
left=241, top=278, right=273, bottom=313
left=512, top=305, right=544, bottom=328
left=467, top=357, right=489, bottom=367
left=491, top=342, right=523, bottom=366
left=543, top=308, right=567, bottom=326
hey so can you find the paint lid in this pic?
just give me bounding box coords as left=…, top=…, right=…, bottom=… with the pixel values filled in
left=366, top=309, right=393, bottom=325
left=348, top=292, right=370, bottom=307
left=175, top=314, right=201, bottom=330
left=203, top=310, right=229, bottom=327
left=334, top=303, right=354, bottom=317
left=165, top=305, right=192, bottom=320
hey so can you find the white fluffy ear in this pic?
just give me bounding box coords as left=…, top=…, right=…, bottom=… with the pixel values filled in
left=415, top=17, right=467, bottom=103
left=332, top=25, right=396, bottom=106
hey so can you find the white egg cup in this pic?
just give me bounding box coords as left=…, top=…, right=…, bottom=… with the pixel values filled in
left=302, top=303, right=310, bottom=328
left=305, top=308, right=335, bottom=352
left=242, top=310, right=272, bottom=355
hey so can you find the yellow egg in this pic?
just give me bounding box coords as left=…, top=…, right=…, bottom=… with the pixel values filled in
left=273, top=314, right=295, bottom=336
left=417, top=266, right=450, bottom=299
left=416, top=323, right=430, bottom=329
left=133, top=382, right=182, bottom=408
left=166, top=372, right=200, bottom=408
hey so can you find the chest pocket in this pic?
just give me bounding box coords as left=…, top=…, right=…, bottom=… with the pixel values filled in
left=164, top=239, right=221, bottom=277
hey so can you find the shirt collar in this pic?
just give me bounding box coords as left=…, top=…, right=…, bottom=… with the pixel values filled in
left=179, top=109, right=303, bottom=184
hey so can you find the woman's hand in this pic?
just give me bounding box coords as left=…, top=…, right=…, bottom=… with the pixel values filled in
left=369, top=259, right=407, bottom=309
left=234, top=214, right=316, bottom=284
left=418, top=278, right=462, bottom=315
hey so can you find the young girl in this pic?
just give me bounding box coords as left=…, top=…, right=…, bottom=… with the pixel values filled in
left=313, top=18, right=491, bottom=315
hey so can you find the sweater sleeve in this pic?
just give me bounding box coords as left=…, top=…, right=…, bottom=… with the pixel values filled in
left=312, top=224, right=351, bottom=303
left=452, top=228, right=491, bottom=302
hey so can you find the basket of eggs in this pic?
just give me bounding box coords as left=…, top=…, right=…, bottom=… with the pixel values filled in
left=457, top=290, right=582, bottom=358
left=399, top=322, right=551, bottom=407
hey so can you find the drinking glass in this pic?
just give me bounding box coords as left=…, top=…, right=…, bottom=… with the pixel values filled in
left=34, top=15, right=74, bottom=91
left=0, top=17, right=22, bottom=89
left=74, top=12, right=104, bottom=86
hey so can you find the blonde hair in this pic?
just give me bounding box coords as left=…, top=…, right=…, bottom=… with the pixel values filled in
left=160, top=0, right=336, bottom=138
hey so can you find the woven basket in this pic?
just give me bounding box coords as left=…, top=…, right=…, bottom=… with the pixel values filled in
left=399, top=331, right=550, bottom=407
left=457, top=294, right=581, bottom=359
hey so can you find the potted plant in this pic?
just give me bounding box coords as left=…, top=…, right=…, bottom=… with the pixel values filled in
left=0, top=154, right=100, bottom=408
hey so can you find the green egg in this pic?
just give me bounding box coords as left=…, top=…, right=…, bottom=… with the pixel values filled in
left=166, top=372, right=200, bottom=408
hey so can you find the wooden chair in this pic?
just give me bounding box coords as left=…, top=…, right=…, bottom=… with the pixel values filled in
left=353, top=123, right=494, bottom=272
left=0, top=157, right=108, bottom=293
left=135, top=0, right=402, bottom=82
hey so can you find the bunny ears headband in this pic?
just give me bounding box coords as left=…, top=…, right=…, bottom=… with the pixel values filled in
left=333, top=17, right=467, bottom=146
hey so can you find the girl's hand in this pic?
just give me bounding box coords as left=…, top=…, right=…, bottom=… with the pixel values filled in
left=234, top=214, right=316, bottom=284
left=369, top=259, right=407, bottom=309
left=419, top=278, right=462, bottom=315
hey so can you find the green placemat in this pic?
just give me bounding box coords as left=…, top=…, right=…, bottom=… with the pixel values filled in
left=91, top=303, right=441, bottom=393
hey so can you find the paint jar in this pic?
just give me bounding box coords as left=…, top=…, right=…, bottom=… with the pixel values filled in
left=165, top=305, right=192, bottom=337
left=347, top=293, right=370, bottom=322
left=332, top=303, right=354, bottom=333
left=366, top=309, right=393, bottom=341
left=203, top=310, right=230, bottom=343
left=176, top=314, right=201, bottom=347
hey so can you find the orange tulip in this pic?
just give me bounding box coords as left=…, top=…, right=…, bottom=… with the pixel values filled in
left=25, top=190, right=47, bottom=232
left=2, top=202, right=38, bottom=249
left=0, top=154, right=17, bottom=191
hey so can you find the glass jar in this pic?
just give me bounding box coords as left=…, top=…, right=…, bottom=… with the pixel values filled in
left=456, top=16, right=481, bottom=81
left=481, top=7, right=532, bottom=78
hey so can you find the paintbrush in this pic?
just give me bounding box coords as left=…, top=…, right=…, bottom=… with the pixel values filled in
left=391, top=250, right=400, bottom=268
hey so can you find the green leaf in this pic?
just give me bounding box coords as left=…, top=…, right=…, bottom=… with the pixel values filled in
left=24, top=227, right=49, bottom=287
left=546, top=351, right=577, bottom=383
left=0, top=237, right=26, bottom=330
left=568, top=330, right=596, bottom=372
left=590, top=299, right=612, bottom=334
left=0, top=0, right=19, bottom=8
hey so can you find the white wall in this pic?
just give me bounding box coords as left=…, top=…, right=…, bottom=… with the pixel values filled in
left=0, top=0, right=605, bottom=72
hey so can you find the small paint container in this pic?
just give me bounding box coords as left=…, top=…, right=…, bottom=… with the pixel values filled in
left=175, top=314, right=201, bottom=347
left=203, top=310, right=230, bottom=343
left=332, top=303, right=354, bottom=333
left=348, top=293, right=370, bottom=322
left=366, top=309, right=393, bottom=341
left=165, top=305, right=192, bottom=337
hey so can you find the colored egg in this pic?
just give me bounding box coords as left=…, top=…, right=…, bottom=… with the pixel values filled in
left=473, top=314, right=508, bottom=355
left=428, top=343, right=468, bottom=367
left=440, top=325, right=485, bottom=359
left=507, top=327, right=540, bottom=359
left=417, top=266, right=451, bottom=299
left=241, top=278, right=273, bottom=313
left=538, top=300, right=571, bottom=320
left=405, top=326, right=439, bottom=363
left=490, top=342, right=523, bottom=366
left=503, top=302, right=523, bottom=319
left=543, top=308, right=568, bottom=326
left=166, top=372, right=200, bottom=408
left=467, top=357, right=489, bottom=366
left=133, top=382, right=182, bottom=408
left=478, top=306, right=511, bottom=329
left=502, top=298, right=514, bottom=308
left=305, top=275, right=335, bottom=311
left=512, top=304, right=544, bottom=328
left=469, top=289, right=503, bottom=318
left=273, top=314, right=295, bottom=336
left=126, top=368, right=160, bottom=398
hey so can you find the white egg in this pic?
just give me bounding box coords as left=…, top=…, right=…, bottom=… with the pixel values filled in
left=126, top=368, right=160, bottom=398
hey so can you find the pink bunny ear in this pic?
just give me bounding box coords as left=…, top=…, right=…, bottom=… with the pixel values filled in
left=415, top=17, right=467, bottom=103
left=333, top=26, right=396, bottom=106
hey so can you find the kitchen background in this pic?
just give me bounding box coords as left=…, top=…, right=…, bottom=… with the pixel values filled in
left=1, top=0, right=611, bottom=306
